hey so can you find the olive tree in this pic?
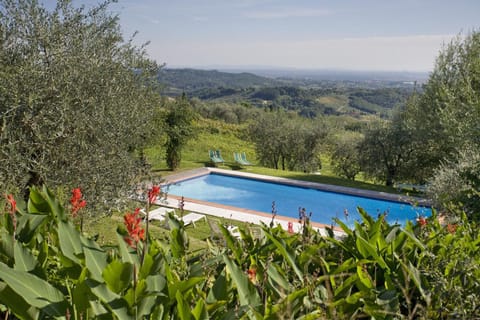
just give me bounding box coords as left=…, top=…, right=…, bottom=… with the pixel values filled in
left=249, top=111, right=326, bottom=172
left=398, top=31, right=480, bottom=215
left=330, top=131, right=362, bottom=180
left=163, top=95, right=197, bottom=170
left=359, top=119, right=417, bottom=187
left=0, top=0, right=161, bottom=212
left=403, top=31, right=480, bottom=180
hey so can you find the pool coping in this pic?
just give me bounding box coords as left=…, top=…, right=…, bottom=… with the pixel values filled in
left=157, top=168, right=430, bottom=236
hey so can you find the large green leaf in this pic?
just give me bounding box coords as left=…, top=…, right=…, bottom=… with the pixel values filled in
left=58, top=221, right=83, bottom=264
left=86, top=279, right=131, bottom=320
left=0, top=282, right=39, bottom=320
left=263, top=230, right=303, bottom=283
left=269, top=286, right=309, bottom=316
left=42, top=185, right=67, bottom=221
left=27, top=187, right=51, bottom=215
left=192, top=298, right=208, bottom=320
left=356, top=235, right=387, bottom=269
left=102, top=260, right=133, bottom=294
left=206, top=272, right=228, bottom=304
left=0, top=229, right=15, bottom=262
left=13, top=241, right=38, bottom=272
left=176, top=290, right=192, bottom=320
left=168, top=277, right=204, bottom=302
left=16, top=214, right=47, bottom=244
left=0, top=262, right=68, bottom=317
left=223, top=255, right=262, bottom=309
left=84, top=243, right=108, bottom=283
left=266, top=262, right=290, bottom=294
left=116, top=231, right=139, bottom=265
left=146, top=274, right=167, bottom=294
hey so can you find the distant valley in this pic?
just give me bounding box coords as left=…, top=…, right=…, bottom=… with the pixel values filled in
left=158, top=68, right=422, bottom=118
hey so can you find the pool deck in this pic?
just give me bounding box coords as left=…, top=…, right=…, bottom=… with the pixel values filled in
left=156, top=168, right=429, bottom=237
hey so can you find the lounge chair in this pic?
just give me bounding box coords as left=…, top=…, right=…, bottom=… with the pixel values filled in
left=215, top=150, right=225, bottom=163
left=181, top=212, right=206, bottom=227
left=233, top=152, right=248, bottom=166
left=140, top=207, right=175, bottom=221
left=209, top=150, right=224, bottom=164
left=240, top=152, right=252, bottom=165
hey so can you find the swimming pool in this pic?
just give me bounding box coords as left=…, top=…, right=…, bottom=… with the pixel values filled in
left=164, top=171, right=430, bottom=226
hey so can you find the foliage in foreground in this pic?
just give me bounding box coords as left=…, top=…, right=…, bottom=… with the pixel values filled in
left=0, top=188, right=479, bottom=319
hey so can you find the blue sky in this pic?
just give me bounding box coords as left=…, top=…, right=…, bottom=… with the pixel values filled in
left=102, top=1, right=478, bottom=71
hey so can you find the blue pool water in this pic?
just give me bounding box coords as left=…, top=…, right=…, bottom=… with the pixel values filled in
left=165, top=173, right=430, bottom=226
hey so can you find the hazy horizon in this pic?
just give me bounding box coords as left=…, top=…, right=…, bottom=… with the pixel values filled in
left=67, top=1, right=479, bottom=73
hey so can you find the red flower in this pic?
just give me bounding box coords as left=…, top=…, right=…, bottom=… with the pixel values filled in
left=447, top=223, right=457, bottom=234
left=6, top=194, right=16, bottom=215
left=148, top=185, right=161, bottom=204
left=5, top=194, right=17, bottom=232
left=70, top=188, right=86, bottom=218
left=124, top=208, right=145, bottom=248
left=417, top=216, right=427, bottom=227
left=247, top=268, right=257, bottom=284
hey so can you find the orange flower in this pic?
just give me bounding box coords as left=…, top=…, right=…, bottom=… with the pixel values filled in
left=447, top=223, right=457, bottom=234
left=70, top=188, right=86, bottom=218
left=247, top=268, right=257, bottom=284
left=5, top=194, right=16, bottom=215
left=124, top=208, right=145, bottom=248
left=148, top=185, right=161, bottom=204
left=417, top=216, right=427, bottom=227
left=5, top=194, right=17, bottom=232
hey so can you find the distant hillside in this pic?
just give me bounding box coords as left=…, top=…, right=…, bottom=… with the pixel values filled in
left=157, top=68, right=281, bottom=94
left=158, top=68, right=415, bottom=118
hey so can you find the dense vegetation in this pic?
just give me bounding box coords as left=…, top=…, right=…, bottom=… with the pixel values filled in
left=0, top=0, right=161, bottom=213
left=1, top=0, right=479, bottom=318
left=0, top=187, right=478, bottom=319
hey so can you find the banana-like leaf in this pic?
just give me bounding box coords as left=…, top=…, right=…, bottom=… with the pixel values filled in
left=84, top=243, right=108, bottom=283
left=263, top=231, right=304, bottom=283
left=168, top=277, right=204, bottom=302
left=16, top=214, right=47, bottom=244
left=146, top=274, right=167, bottom=294
left=102, top=259, right=133, bottom=294
left=27, top=187, right=51, bottom=215
left=58, top=221, right=83, bottom=264
left=41, top=185, right=67, bottom=221
left=223, top=255, right=262, bottom=309
left=266, top=262, right=290, bottom=294
left=0, top=262, right=68, bottom=317
left=192, top=298, right=208, bottom=320
left=0, top=282, right=39, bottom=320
left=206, top=272, right=228, bottom=304
left=86, top=279, right=131, bottom=320
left=269, top=286, right=309, bottom=316
left=116, top=231, right=139, bottom=265
left=356, top=264, right=373, bottom=289
left=356, top=235, right=387, bottom=269
left=13, top=241, right=38, bottom=272
left=176, top=290, right=192, bottom=320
